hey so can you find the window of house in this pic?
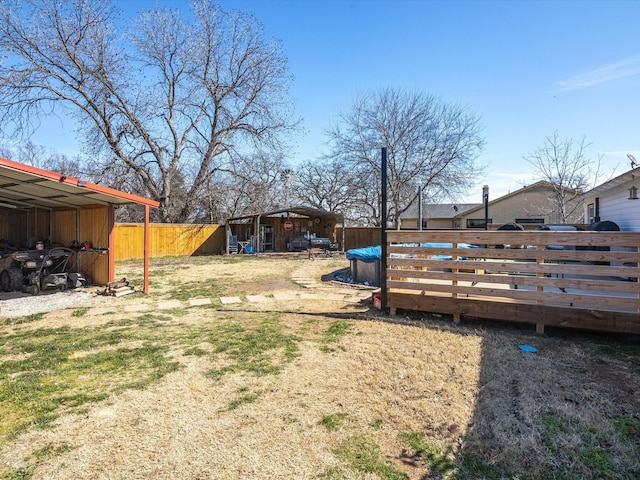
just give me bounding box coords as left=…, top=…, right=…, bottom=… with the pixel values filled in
left=467, top=218, right=492, bottom=228
left=587, top=203, right=595, bottom=224
left=515, top=218, right=544, bottom=224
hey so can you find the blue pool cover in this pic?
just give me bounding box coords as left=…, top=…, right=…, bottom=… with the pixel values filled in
left=346, top=245, right=381, bottom=263
left=346, top=243, right=479, bottom=263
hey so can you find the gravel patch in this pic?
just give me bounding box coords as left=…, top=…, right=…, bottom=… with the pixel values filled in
left=0, top=289, right=100, bottom=317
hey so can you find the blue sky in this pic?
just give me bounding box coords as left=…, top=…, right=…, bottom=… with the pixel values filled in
left=31, top=0, right=640, bottom=203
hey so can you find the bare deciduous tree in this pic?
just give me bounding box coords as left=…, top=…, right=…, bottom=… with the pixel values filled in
left=523, top=131, right=602, bottom=224
left=188, top=152, right=291, bottom=224
left=327, top=88, right=485, bottom=227
left=291, top=159, right=361, bottom=221
left=0, top=141, right=83, bottom=178
left=0, top=0, right=297, bottom=222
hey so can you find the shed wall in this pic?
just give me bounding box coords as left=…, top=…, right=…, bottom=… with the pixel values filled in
left=52, top=209, right=78, bottom=245
left=78, top=206, right=110, bottom=285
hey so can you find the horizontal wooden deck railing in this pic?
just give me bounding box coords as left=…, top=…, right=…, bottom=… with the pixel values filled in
left=386, top=230, right=640, bottom=334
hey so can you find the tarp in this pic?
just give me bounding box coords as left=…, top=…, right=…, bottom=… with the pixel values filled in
left=346, top=243, right=479, bottom=263
left=346, top=245, right=381, bottom=263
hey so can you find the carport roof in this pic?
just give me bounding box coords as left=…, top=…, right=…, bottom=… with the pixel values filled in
left=227, top=206, right=343, bottom=223
left=0, top=157, right=159, bottom=209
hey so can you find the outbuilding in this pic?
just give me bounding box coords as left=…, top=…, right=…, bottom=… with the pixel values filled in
left=0, top=157, right=159, bottom=292
left=225, top=207, right=343, bottom=254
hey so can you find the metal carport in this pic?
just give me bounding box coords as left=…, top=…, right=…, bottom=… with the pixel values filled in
left=0, top=157, right=159, bottom=292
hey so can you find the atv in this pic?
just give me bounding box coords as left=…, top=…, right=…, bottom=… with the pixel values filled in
left=0, top=247, right=74, bottom=294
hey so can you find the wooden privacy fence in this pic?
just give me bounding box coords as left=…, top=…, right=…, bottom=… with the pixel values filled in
left=114, top=223, right=225, bottom=261
left=336, top=226, right=381, bottom=251
left=385, top=230, right=640, bottom=335
left=114, top=224, right=377, bottom=261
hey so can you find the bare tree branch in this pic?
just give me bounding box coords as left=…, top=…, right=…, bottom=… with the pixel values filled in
left=0, top=0, right=298, bottom=222
left=326, top=88, right=485, bottom=227
left=523, top=131, right=602, bottom=223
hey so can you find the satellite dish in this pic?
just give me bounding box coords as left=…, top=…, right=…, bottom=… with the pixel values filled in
left=628, top=154, right=638, bottom=168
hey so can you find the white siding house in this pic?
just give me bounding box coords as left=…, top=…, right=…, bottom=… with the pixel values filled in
left=581, top=166, right=640, bottom=232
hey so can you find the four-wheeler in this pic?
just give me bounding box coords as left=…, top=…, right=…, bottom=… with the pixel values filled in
left=0, top=247, right=74, bottom=294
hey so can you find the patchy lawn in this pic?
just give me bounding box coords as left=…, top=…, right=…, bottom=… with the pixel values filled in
left=0, top=255, right=638, bottom=479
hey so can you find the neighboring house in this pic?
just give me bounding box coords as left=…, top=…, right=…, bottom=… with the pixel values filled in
left=400, top=180, right=582, bottom=229
left=400, top=203, right=480, bottom=229
left=581, top=166, right=640, bottom=232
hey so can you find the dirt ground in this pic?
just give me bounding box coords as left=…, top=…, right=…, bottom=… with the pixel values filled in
left=1, top=254, right=638, bottom=479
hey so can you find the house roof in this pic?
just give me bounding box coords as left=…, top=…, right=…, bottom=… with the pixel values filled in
left=581, top=166, right=640, bottom=197
left=400, top=181, right=562, bottom=220
left=459, top=180, right=560, bottom=216
left=401, top=202, right=481, bottom=219
left=227, top=206, right=343, bottom=223
left=0, top=157, right=159, bottom=209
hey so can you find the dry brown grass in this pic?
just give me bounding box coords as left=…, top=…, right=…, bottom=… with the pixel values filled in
left=0, top=254, right=638, bottom=479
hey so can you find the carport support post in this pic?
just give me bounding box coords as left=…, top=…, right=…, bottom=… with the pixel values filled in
left=109, top=204, right=116, bottom=283
left=143, top=205, right=150, bottom=293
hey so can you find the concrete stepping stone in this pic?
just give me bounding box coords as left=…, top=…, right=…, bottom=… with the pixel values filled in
left=124, top=304, right=150, bottom=312
left=189, top=298, right=211, bottom=306
left=158, top=300, right=182, bottom=310
left=345, top=296, right=365, bottom=303
left=356, top=291, right=375, bottom=298
left=324, top=293, right=345, bottom=301
left=246, top=294, right=269, bottom=303
left=273, top=292, right=297, bottom=300
left=220, top=296, right=242, bottom=305
left=299, top=293, right=320, bottom=300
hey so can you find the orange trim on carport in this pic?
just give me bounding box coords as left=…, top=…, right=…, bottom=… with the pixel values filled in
left=0, top=156, right=160, bottom=208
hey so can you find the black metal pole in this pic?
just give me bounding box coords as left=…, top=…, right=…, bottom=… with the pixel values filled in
left=381, top=147, right=388, bottom=313
left=483, top=185, right=489, bottom=230
left=417, top=187, right=422, bottom=231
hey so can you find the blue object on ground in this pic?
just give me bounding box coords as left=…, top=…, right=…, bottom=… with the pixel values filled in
left=518, top=344, right=537, bottom=353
